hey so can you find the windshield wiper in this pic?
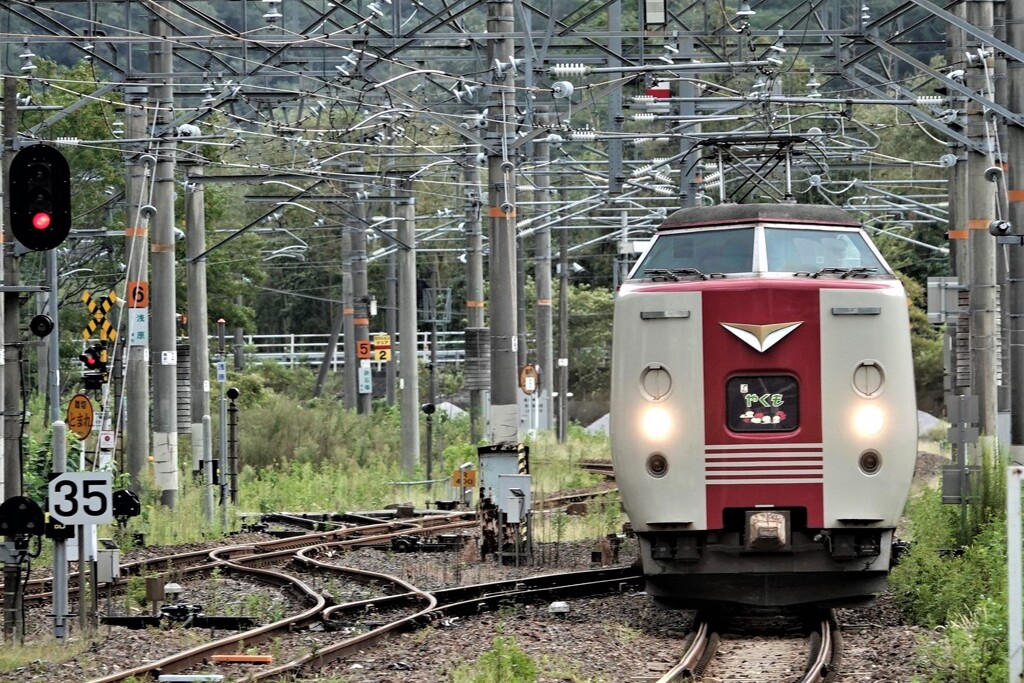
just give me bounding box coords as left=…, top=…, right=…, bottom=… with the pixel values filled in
left=643, top=268, right=679, bottom=281
left=642, top=267, right=709, bottom=281
left=811, top=266, right=878, bottom=279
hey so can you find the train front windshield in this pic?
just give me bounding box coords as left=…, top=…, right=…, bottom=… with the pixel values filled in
left=638, top=228, right=755, bottom=274
left=633, top=226, right=887, bottom=276
left=763, top=228, right=885, bottom=273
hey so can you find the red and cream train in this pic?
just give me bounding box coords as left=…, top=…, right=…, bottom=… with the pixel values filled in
left=610, top=202, right=917, bottom=607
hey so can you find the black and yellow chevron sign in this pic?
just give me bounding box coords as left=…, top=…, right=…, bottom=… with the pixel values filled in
left=81, top=290, right=118, bottom=341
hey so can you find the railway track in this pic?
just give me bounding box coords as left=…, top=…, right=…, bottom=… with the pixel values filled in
left=580, top=459, right=616, bottom=477
left=17, top=511, right=476, bottom=603
left=9, top=509, right=643, bottom=681
left=85, top=561, right=641, bottom=682
left=654, top=610, right=840, bottom=683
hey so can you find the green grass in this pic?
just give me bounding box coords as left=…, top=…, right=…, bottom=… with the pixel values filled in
left=0, top=637, right=96, bottom=674
left=890, top=442, right=1010, bottom=682
left=449, top=633, right=539, bottom=683
left=83, top=398, right=620, bottom=548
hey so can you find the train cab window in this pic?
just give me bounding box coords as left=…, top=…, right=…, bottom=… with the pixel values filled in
left=635, top=228, right=755, bottom=276
left=764, top=228, right=885, bottom=273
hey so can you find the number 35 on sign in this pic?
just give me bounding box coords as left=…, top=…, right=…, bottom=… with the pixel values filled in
left=48, top=472, right=113, bottom=525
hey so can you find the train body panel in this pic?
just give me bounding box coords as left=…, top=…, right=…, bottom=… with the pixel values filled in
left=610, top=203, right=917, bottom=608
left=611, top=288, right=709, bottom=529
left=818, top=287, right=917, bottom=528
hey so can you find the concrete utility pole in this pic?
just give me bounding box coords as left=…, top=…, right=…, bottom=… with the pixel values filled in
left=463, top=147, right=486, bottom=441
left=123, top=84, right=151, bottom=497
left=516, top=234, right=527, bottom=370
left=351, top=166, right=372, bottom=415
left=534, top=112, right=554, bottom=431
left=679, top=39, right=700, bottom=207
left=966, top=0, right=999, bottom=439
left=558, top=185, right=570, bottom=443
left=485, top=0, right=520, bottom=444
left=185, top=165, right=214, bottom=522
left=150, top=4, right=179, bottom=507
left=341, top=177, right=357, bottom=408
left=385, top=249, right=397, bottom=406
left=607, top=0, right=624, bottom=196
left=1007, top=0, right=1024, bottom=463
left=2, top=75, right=18, bottom=643
left=314, top=205, right=356, bottom=405
left=397, top=182, right=419, bottom=474
left=343, top=226, right=357, bottom=407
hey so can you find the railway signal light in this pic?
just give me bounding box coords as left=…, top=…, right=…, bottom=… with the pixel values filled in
left=79, top=343, right=108, bottom=390
left=79, top=345, right=100, bottom=370
left=8, top=144, right=72, bottom=251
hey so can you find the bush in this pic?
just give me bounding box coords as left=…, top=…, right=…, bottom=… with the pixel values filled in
left=890, top=444, right=1009, bottom=680
left=449, top=634, right=538, bottom=683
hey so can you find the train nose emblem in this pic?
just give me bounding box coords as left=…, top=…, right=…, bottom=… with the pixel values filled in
left=720, top=321, right=802, bottom=353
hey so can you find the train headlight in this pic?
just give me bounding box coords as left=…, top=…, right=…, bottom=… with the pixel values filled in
left=641, top=406, right=672, bottom=440
left=853, top=404, right=884, bottom=437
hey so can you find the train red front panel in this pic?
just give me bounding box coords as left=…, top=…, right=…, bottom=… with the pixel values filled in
left=701, top=280, right=824, bottom=528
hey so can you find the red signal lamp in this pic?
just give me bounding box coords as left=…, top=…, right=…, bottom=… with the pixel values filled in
left=31, top=212, right=51, bottom=230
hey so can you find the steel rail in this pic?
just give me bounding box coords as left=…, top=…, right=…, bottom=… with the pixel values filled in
left=86, top=541, right=442, bottom=682
left=243, top=564, right=643, bottom=681
left=19, top=512, right=475, bottom=603
left=656, top=618, right=713, bottom=682
left=85, top=563, right=327, bottom=683
left=798, top=613, right=841, bottom=683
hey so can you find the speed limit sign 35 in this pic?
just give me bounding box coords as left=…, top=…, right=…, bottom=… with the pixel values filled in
left=48, top=472, right=113, bottom=525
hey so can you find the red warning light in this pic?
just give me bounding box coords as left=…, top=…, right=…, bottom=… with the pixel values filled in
left=31, top=212, right=51, bottom=230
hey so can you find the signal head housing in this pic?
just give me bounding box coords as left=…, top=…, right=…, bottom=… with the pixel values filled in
left=9, top=145, right=72, bottom=251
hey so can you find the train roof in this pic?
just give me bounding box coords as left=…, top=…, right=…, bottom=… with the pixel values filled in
left=659, top=203, right=861, bottom=231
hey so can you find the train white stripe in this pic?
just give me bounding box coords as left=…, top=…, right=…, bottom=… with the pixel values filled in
left=705, top=444, right=823, bottom=452
left=705, top=448, right=823, bottom=483
left=705, top=457, right=822, bottom=464
left=707, top=467, right=822, bottom=474
left=706, top=477, right=824, bottom=485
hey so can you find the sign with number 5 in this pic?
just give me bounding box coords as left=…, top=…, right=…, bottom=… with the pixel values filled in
left=48, top=472, right=113, bottom=525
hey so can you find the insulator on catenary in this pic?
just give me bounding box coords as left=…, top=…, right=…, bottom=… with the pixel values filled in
left=548, top=64, right=589, bottom=78
left=632, top=113, right=657, bottom=122
left=632, top=164, right=654, bottom=177
left=630, top=137, right=670, bottom=146
left=701, top=171, right=722, bottom=184
left=652, top=185, right=676, bottom=196
left=55, top=137, right=80, bottom=146
left=632, top=158, right=669, bottom=177
left=915, top=95, right=945, bottom=105
left=568, top=130, right=597, bottom=142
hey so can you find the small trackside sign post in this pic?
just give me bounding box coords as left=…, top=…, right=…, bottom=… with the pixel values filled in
left=520, top=364, right=538, bottom=395
left=48, top=472, right=113, bottom=525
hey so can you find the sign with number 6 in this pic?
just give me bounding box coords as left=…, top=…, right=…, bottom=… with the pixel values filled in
left=48, top=472, right=113, bottom=525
